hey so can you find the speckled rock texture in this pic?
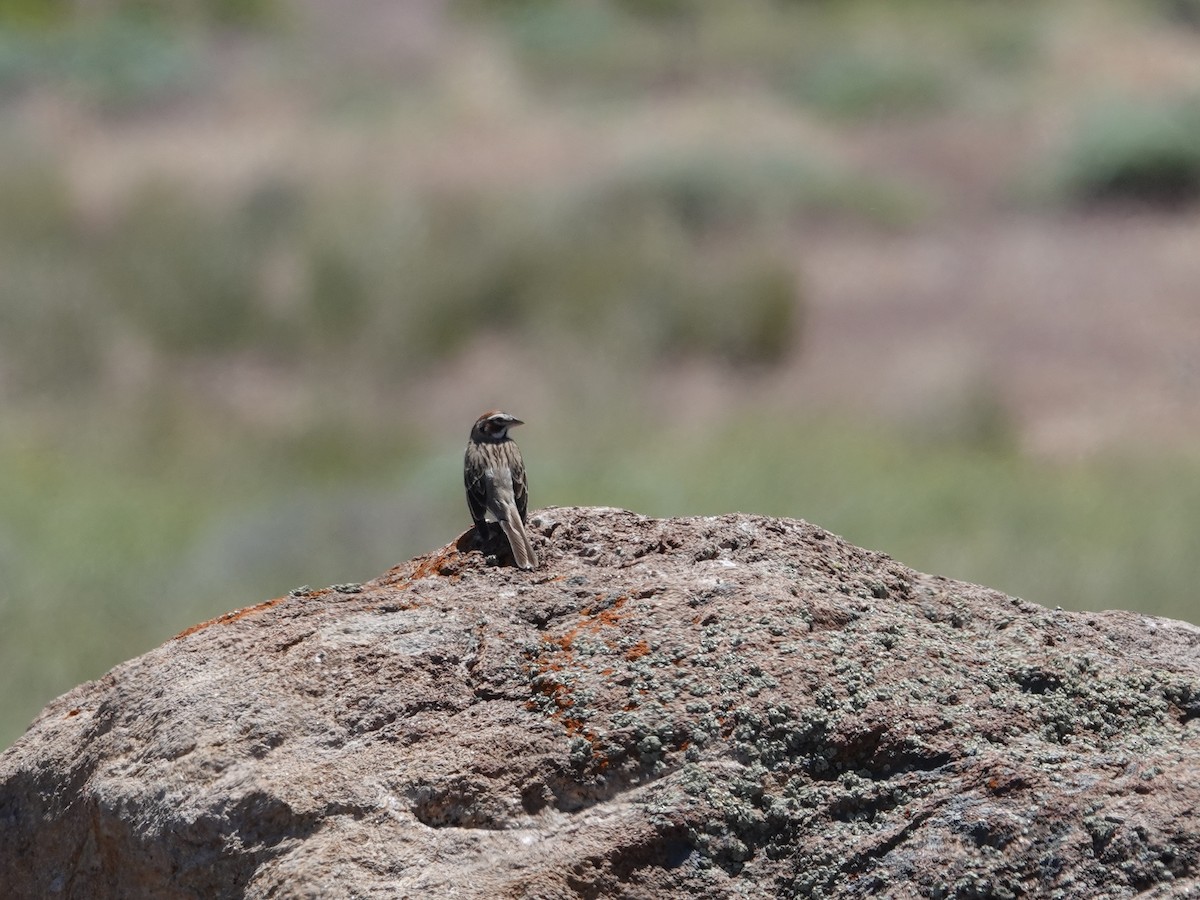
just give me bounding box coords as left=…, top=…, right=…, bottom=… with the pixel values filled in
left=1, top=507, right=1198, bottom=899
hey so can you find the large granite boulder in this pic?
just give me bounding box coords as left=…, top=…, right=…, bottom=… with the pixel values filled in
left=2, top=507, right=1197, bottom=898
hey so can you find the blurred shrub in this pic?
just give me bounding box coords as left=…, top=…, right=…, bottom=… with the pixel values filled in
left=781, top=50, right=949, bottom=119
left=0, top=161, right=108, bottom=391
left=0, top=155, right=73, bottom=244
left=0, top=0, right=71, bottom=27
left=0, top=0, right=280, bottom=28
left=101, top=183, right=274, bottom=353
left=467, top=0, right=1042, bottom=121
left=494, top=3, right=684, bottom=94
left=1159, top=0, right=1200, bottom=28
left=302, top=170, right=807, bottom=370
left=1054, top=97, right=1200, bottom=207
left=0, top=149, right=838, bottom=401
left=0, top=0, right=281, bottom=107
left=0, top=15, right=200, bottom=108
left=515, top=191, right=802, bottom=367
left=904, top=382, right=1017, bottom=455
left=151, top=0, right=281, bottom=28
left=609, top=153, right=927, bottom=231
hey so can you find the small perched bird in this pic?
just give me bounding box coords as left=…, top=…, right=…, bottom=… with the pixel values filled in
left=464, top=410, right=538, bottom=570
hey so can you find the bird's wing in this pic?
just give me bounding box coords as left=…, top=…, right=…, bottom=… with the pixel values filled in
left=464, top=449, right=489, bottom=525
left=511, top=450, right=529, bottom=523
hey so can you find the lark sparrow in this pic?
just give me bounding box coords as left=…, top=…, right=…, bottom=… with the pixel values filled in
left=464, top=411, right=538, bottom=570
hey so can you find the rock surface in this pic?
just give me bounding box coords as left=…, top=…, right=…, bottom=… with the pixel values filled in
left=2, top=507, right=1199, bottom=899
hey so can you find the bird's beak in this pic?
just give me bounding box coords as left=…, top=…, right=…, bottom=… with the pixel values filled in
left=508, top=417, right=525, bottom=427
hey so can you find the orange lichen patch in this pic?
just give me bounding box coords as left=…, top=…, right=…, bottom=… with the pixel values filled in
left=587, top=734, right=607, bottom=767
left=374, top=540, right=468, bottom=587
left=561, top=718, right=606, bottom=763
left=533, top=675, right=575, bottom=712
left=582, top=594, right=628, bottom=620
left=409, top=544, right=466, bottom=581
left=549, top=595, right=631, bottom=655
left=624, top=640, right=651, bottom=661
left=173, top=595, right=293, bottom=640
left=376, top=565, right=417, bottom=586
left=525, top=595, right=637, bottom=751
left=365, top=548, right=470, bottom=609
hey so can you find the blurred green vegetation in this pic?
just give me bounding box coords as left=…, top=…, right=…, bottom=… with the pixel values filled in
left=1159, top=0, right=1200, bottom=29
left=0, top=156, right=824, bottom=393
left=474, top=0, right=1040, bottom=116
left=0, top=0, right=282, bottom=109
left=0, top=16, right=200, bottom=108
left=0, top=0, right=279, bottom=28
left=1052, top=95, right=1200, bottom=207
left=2, top=0, right=1200, bottom=752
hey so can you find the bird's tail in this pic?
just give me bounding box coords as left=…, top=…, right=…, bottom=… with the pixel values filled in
left=499, top=506, right=538, bottom=570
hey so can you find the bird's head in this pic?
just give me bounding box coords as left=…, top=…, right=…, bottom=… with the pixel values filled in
left=471, top=410, right=524, bottom=442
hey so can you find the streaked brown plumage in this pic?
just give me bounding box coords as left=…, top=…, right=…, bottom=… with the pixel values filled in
left=464, top=410, right=537, bottom=570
